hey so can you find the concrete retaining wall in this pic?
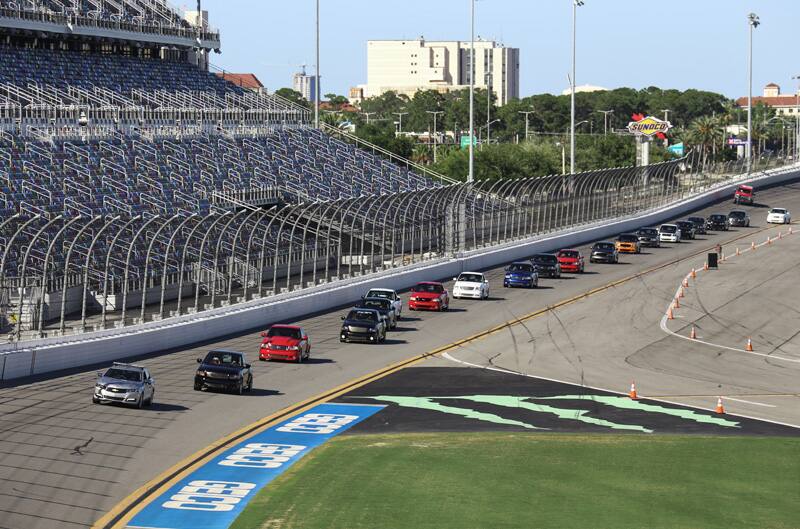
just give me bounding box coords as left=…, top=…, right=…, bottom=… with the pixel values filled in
left=2, top=165, right=798, bottom=381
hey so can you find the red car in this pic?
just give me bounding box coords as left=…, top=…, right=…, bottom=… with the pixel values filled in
left=556, top=249, right=585, bottom=273
left=259, top=325, right=310, bottom=363
left=408, top=281, right=449, bottom=311
left=734, top=184, right=754, bottom=205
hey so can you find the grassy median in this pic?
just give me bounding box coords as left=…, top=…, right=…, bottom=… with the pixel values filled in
left=231, top=433, right=800, bottom=529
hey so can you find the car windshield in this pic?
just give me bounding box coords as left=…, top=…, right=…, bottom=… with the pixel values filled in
left=366, top=290, right=392, bottom=300
left=729, top=211, right=746, bottom=219
left=618, top=234, right=638, bottom=242
left=267, top=327, right=301, bottom=339
left=413, top=283, right=443, bottom=293
left=348, top=310, right=378, bottom=322
left=737, top=186, right=752, bottom=194
left=203, top=352, right=243, bottom=366
left=688, top=217, right=704, bottom=224
left=458, top=273, right=483, bottom=283
left=594, top=243, right=614, bottom=251
left=710, top=215, right=726, bottom=221
left=558, top=250, right=579, bottom=258
left=660, top=225, right=677, bottom=233
left=361, top=299, right=390, bottom=310
left=508, top=263, right=533, bottom=272
left=532, top=255, right=557, bottom=264
left=638, top=228, right=657, bottom=236
left=103, top=368, right=142, bottom=382
left=771, top=208, right=787, bottom=214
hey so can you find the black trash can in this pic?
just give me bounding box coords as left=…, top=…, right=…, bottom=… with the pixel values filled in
left=707, top=252, right=719, bottom=268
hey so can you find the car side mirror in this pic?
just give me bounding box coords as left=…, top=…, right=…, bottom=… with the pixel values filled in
left=302, top=335, right=308, bottom=340
left=148, top=378, right=155, bottom=384
left=245, top=364, right=251, bottom=369
left=360, top=295, right=365, bottom=299
left=260, top=332, right=267, bottom=337
left=341, top=316, right=346, bottom=320
left=96, top=371, right=103, bottom=378
left=452, top=277, right=458, bottom=281
left=196, top=358, right=202, bottom=363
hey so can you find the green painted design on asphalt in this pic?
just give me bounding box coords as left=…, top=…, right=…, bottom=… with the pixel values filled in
left=536, top=395, right=741, bottom=428
left=365, top=396, right=549, bottom=430
left=443, top=395, right=653, bottom=433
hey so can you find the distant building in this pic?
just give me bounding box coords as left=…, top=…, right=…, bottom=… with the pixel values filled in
left=349, top=85, right=365, bottom=106
left=293, top=66, right=317, bottom=102
left=560, top=84, right=608, bottom=96
left=736, top=83, right=800, bottom=116
left=365, top=38, right=519, bottom=106
left=217, top=73, right=264, bottom=92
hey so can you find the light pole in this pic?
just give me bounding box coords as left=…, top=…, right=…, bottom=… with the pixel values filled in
left=315, top=0, right=320, bottom=129
left=793, top=75, right=800, bottom=162
left=426, top=110, right=444, bottom=162
left=394, top=112, right=408, bottom=135
left=486, top=71, right=492, bottom=145
left=570, top=0, right=584, bottom=175
left=662, top=109, right=671, bottom=123
left=484, top=118, right=500, bottom=148
left=596, top=109, right=613, bottom=135
left=361, top=111, right=376, bottom=124
left=468, top=0, right=475, bottom=183
left=518, top=109, right=535, bottom=142
left=747, top=12, right=759, bottom=173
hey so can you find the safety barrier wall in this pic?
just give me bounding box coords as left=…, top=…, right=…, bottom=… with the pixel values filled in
left=1, top=165, right=798, bottom=381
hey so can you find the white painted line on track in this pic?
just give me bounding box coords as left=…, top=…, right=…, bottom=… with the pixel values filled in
left=723, top=397, right=777, bottom=408
left=439, top=352, right=800, bottom=429
left=660, top=229, right=800, bottom=364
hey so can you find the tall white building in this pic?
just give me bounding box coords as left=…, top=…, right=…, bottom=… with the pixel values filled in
left=364, top=38, right=519, bottom=106
left=293, top=66, right=317, bottom=102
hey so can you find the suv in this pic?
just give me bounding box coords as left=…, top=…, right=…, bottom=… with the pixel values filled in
left=686, top=216, right=707, bottom=235
left=94, top=362, right=155, bottom=408
left=734, top=184, right=754, bottom=205
left=195, top=350, right=253, bottom=394
left=675, top=220, right=697, bottom=240
left=728, top=210, right=750, bottom=227
left=658, top=224, right=681, bottom=243
left=706, top=214, right=729, bottom=231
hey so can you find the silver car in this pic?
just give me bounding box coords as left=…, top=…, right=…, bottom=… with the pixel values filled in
left=93, top=362, right=155, bottom=408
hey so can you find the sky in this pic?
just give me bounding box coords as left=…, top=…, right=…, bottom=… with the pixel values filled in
left=198, top=0, right=800, bottom=99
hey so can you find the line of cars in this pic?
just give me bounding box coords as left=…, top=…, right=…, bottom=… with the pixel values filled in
left=93, top=192, right=793, bottom=404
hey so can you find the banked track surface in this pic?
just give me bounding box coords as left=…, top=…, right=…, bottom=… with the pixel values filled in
left=0, top=182, right=799, bottom=529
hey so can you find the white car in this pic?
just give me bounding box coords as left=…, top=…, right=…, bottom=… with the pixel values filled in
left=766, top=208, right=791, bottom=224
left=452, top=272, right=490, bottom=300
left=364, top=288, right=402, bottom=318
left=658, top=224, right=682, bottom=243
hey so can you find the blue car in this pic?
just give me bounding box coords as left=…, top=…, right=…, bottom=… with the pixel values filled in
left=503, top=261, right=539, bottom=288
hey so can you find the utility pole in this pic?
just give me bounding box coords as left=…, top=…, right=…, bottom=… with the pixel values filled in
left=426, top=110, right=444, bottom=163
left=596, top=109, right=613, bottom=135
left=361, top=112, right=375, bottom=124
left=394, top=112, right=408, bottom=135
left=570, top=0, right=585, bottom=175
left=746, top=12, right=760, bottom=173
left=518, top=110, right=535, bottom=142
left=468, top=0, right=475, bottom=183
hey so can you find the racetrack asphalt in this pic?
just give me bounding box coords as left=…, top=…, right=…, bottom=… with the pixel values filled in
left=0, top=181, right=799, bottom=529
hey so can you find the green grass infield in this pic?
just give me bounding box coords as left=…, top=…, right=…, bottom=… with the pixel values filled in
left=231, top=433, right=800, bottom=529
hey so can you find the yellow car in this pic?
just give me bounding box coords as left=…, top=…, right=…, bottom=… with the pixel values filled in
left=615, top=233, right=641, bottom=254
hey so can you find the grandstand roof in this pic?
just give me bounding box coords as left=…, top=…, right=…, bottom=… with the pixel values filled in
left=217, top=73, right=264, bottom=90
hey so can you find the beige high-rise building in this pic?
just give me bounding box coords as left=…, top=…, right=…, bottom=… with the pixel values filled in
left=364, top=38, right=519, bottom=106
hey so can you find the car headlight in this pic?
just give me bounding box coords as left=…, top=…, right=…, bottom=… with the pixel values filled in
left=95, top=383, right=106, bottom=390
left=196, top=370, right=205, bottom=376
left=504, top=274, right=512, bottom=279
left=287, top=345, right=299, bottom=350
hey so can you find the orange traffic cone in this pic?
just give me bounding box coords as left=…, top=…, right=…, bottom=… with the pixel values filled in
left=667, top=307, right=674, bottom=320
left=789, top=226, right=793, bottom=235
left=767, top=236, right=772, bottom=245
left=778, top=231, right=783, bottom=239
left=703, top=262, right=709, bottom=271
left=751, top=241, right=756, bottom=250
left=682, top=278, right=689, bottom=288
left=678, top=286, right=685, bottom=299
left=629, top=381, right=638, bottom=400
left=690, top=326, right=697, bottom=339
left=736, top=247, right=740, bottom=256
left=715, top=397, right=725, bottom=414
left=674, top=297, right=680, bottom=308
left=691, top=268, right=697, bottom=279
left=745, top=337, right=754, bottom=352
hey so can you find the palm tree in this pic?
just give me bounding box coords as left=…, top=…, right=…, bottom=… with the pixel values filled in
left=687, top=115, right=723, bottom=166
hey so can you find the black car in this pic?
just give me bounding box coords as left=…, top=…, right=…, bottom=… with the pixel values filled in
left=340, top=308, right=386, bottom=344
left=355, top=297, right=397, bottom=329
left=706, top=213, right=729, bottom=231
left=686, top=216, right=707, bottom=235
left=194, top=349, right=253, bottom=394
left=590, top=242, right=619, bottom=263
left=728, top=210, right=751, bottom=227
left=637, top=227, right=661, bottom=248
left=531, top=253, right=562, bottom=278
left=675, top=220, right=697, bottom=240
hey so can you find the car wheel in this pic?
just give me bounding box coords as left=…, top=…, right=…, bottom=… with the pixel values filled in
left=136, top=394, right=144, bottom=409
left=296, top=351, right=303, bottom=364
left=236, top=381, right=244, bottom=395
left=92, top=397, right=100, bottom=404
left=247, top=376, right=253, bottom=392
left=194, top=381, right=202, bottom=391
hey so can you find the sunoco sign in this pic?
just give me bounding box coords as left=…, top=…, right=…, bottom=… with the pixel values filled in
left=627, top=115, right=672, bottom=137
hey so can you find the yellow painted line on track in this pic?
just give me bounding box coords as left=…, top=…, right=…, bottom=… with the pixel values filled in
left=95, top=224, right=776, bottom=529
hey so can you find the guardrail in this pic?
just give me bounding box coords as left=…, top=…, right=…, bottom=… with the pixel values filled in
left=1, top=161, right=797, bottom=380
